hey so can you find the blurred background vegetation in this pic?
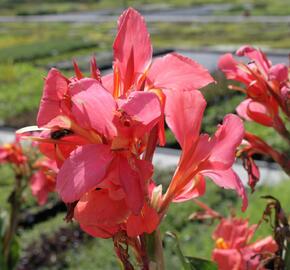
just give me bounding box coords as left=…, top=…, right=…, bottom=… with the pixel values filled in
left=0, top=0, right=289, bottom=269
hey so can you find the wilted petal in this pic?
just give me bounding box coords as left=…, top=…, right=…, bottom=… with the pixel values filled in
left=114, top=8, right=152, bottom=93
left=56, top=144, right=113, bottom=202
left=201, top=169, right=248, bottom=211
left=241, top=236, right=278, bottom=270
left=148, top=53, right=214, bottom=91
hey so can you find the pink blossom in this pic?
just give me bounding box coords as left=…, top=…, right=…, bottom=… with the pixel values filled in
left=160, top=90, right=247, bottom=213
left=212, top=217, right=277, bottom=270
left=30, top=158, right=58, bottom=205
left=218, top=45, right=289, bottom=125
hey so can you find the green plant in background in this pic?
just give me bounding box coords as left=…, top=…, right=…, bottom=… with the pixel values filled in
left=0, top=138, right=57, bottom=269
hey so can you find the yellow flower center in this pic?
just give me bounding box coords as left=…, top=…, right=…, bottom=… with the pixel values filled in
left=215, top=238, right=229, bottom=249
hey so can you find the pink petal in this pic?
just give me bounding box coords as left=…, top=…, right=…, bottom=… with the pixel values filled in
left=30, top=171, right=50, bottom=205
left=164, top=89, right=206, bottom=151
left=119, top=91, right=161, bottom=137
left=236, top=99, right=253, bottom=121
left=212, top=248, right=242, bottom=270
left=74, top=189, right=129, bottom=227
left=102, top=73, right=114, bottom=94
left=71, top=80, right=117, bottom=138
left=268, top=64, right=288, bottom=83
left=213, top=218, right=256, bottom=249
left=236, top=45, right=271, bottom=76
left=126, top=203, right=159, bottom=237
left=218, top=53, right=252, bottom=84
left=247, top=236, right=278, bottom=254
left=237, top=99, right=273, bottom=126
left=247, top=101, right=274, bottom=126
left=114, top=8, right=152, bottom=94
left=201, top=169, right=248, bottom=211
left=69, top=78, right=98, bottom=96
left=56, top=144, right=113, bottom=202
left=79, top=224, right=119, bottom=239
left=0, top=148, right=9, bottom=162
left=207, top=114, right=244, bottom=170
left=117, top=156, right=152, bottom=214
left=173, top=174, right=206, bottom=202
left=37, top=68, right=68, bottom=127
left=148, top=53, right=214, bottom=91
left=242, top=236, right=278, bottom=269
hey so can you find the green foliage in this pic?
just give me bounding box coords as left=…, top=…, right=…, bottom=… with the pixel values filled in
left=185, top=257, right=218, bottom=270
left=0, top=40, right=97, bottom=63
left=0, top=211, right=20, bottom=270
left=0, top=0, right=289, bottom=16
left=165, top=232, right=217, bottom=270
left=0, top=63, right=44, bottom=125
left=151, top=22, right=290, bottom=49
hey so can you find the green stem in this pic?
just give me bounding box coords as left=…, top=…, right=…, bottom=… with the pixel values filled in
left=3, top=173, right=22, bottom=267
left=145, top=230, right=165, bottom=270
left=285, top=240, right=290, bottom=270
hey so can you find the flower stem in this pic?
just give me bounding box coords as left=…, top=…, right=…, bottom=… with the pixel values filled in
left=145, top=229, right=165, bottom=270
left=3, top=173, right=22, bottom=266
left=273, top=116, right=290, bottom=145
left=284, top=240, right=290, bottom=270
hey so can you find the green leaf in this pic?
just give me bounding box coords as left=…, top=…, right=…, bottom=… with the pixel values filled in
left=9, top=236, right=20, bottom=270
left=165, top=232, right=217, bottom=270
left=185, top=256, right=218, bottom=270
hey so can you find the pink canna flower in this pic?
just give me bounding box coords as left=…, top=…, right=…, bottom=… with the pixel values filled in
left=212, top=217, right=278, bottom=270
left=218, top=45, right=289, bottom=136
left=219, top=45, right=290, bottom=188
left=19, top=7, right=215, bottom=239
left=30, top=157, right=58, bottom=205
left=160, top=90, right=248, bottom=213
left=19, top=8, right=250, bottom=244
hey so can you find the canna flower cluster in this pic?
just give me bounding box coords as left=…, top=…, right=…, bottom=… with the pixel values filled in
left=19, top=8, right=247, bottom=241
left=219, top=46, right=290, bottom=189
left=212, top=217, right=277, bottom=270
left=218, top=45, right=289, bottom=127
left=0, top=137, right=57, bottom=205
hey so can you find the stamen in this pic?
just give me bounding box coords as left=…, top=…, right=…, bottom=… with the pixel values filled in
left=215, top=238, right=229, bottom=249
